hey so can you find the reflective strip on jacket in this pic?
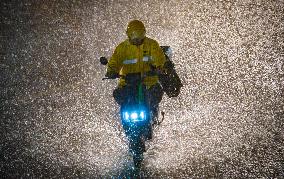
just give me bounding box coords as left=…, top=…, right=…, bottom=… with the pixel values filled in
left=107, top=37, right=166, bottom=88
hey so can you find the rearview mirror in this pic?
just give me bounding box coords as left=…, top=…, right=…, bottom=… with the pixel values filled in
left=100, top=57, right=108, bottom=65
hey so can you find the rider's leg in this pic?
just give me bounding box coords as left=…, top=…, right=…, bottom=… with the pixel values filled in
left=144, top=84, right=164, bottom=140
left=113, top=86, right=129, bottom=135
left=147, top=83, right=164, bottom=124
left=113, top=86, right=129, bottom=106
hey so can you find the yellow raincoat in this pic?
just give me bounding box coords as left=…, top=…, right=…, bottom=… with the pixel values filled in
left=107, top=37, right=166, bottom=88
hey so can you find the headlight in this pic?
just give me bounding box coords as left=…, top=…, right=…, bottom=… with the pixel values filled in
left=122, top=110, right=147, bottom=122
left=124, top=112, right=130, bottom=120
left=130, top=112, right=138, bottom=120
left=140, top=111, right=145, bottom=119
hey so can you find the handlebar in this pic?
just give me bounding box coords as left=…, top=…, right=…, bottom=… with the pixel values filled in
left=102, top=77, right=120, bottom=80
left=102, top=74, right=123, bottom=80
left=100, top=56, right=165, bottom=81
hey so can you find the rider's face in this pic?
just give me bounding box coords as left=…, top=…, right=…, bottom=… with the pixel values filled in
left=128, top=30, right=145, bottom=46
left=130, top=37, right=144, bottom=46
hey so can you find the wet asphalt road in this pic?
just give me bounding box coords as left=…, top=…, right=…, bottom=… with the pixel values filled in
left=1, top=0, right=284, bottom=178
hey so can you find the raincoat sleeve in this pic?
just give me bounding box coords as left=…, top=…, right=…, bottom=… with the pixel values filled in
left=107, top=45, right=123, bottom=74
left=151, top=40, right=166, bottom=69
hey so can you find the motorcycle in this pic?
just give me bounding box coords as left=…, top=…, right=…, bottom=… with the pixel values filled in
left=99, top=46, right=181, bottom=170
left=100, top=57, right=153, bottom=169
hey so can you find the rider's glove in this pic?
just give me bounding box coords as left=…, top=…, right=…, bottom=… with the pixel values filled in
left=105, top=71, right=119, bottom=79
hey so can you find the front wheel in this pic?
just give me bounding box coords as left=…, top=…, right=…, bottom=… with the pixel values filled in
left=129, top=136, right=145, bottom=169
left=133, top=151, right=143, bottom=169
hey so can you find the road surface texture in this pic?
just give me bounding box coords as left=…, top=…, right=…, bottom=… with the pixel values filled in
left=1, top=0, right=284, bottom=178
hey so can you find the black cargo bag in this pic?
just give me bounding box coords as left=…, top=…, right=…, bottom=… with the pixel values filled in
left=159, top=46, right=183, bottom=98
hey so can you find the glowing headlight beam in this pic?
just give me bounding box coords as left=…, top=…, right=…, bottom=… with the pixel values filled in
left=130, top=112, right=138, bottom=120
left=124, top=112, right=129, bottom=120
left=140, top=111, right=145, bottom=119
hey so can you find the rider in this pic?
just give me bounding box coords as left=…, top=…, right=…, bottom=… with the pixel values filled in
left=105, top=20, right=166, bottom=127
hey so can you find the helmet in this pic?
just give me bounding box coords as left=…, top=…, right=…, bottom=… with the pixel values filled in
left=126, top=20, right=146, bottom=42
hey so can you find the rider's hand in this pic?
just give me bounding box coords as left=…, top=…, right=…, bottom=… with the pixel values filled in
left=150, top=64, right=166, bottom=75
left=105, top=71, right=119, bottom=79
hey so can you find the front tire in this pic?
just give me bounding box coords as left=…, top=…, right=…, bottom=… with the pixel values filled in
left=133, top=152, right=143, bottom=169
left=129, top=136, right=145, bottom=169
